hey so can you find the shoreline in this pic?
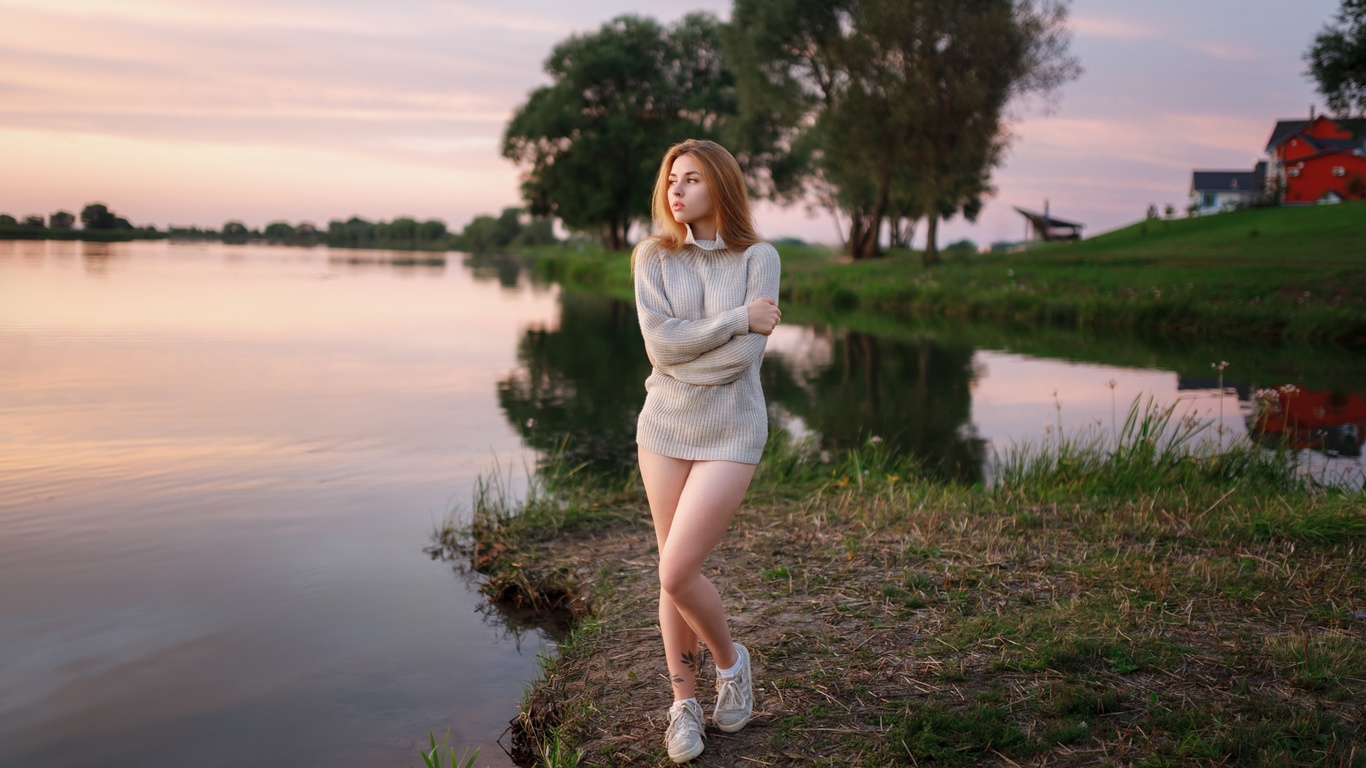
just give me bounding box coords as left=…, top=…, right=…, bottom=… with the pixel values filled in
left=522, top=203, right=1366, bottom=347
left=443, top=438, right=1366, bottom=767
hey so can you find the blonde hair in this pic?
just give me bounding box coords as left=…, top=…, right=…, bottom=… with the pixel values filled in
left=632, top=139, right=759, bottom=269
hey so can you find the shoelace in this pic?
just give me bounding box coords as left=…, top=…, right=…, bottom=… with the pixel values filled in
left=668, top=704, right=704, bottom=741
left=715, top=676, right=747, bottom=711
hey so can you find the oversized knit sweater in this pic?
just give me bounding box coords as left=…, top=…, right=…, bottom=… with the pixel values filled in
left=634, top=229, right=781, bottom=464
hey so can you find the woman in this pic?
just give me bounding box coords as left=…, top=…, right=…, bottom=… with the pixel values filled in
left=632, top=139, right=782, bottom=764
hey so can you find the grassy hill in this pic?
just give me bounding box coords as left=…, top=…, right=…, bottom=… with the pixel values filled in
left=1060, top=201, right=1364, bottom=266
left=524, top=201, right=1366, bottom=345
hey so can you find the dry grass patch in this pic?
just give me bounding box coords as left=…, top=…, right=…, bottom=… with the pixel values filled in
left=437, top=444, right=1365, bottom=767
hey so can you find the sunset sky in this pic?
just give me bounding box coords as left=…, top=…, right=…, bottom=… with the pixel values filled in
left=0, top=0, right=1343, bottom=246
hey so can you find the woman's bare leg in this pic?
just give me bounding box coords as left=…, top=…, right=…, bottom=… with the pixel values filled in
left=641, top=447, right=757, bottom=701
left=639, top=447, right=702, bottom=701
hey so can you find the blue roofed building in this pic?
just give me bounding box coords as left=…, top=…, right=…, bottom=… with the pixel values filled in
left=1189, top=161, right=1267, bottom=215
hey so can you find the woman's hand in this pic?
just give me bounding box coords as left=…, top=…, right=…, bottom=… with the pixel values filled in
left=747, top=296, right=781, bottom=335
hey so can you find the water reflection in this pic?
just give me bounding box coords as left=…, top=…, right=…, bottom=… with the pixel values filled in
left=326, top=253, right=447, bottom=274
left=499, top=291, right=652, bottom=476
left=81, top=242, right=119, bottom=276
left=1248, top=386, right=1366, bottom=458
left=0, top=240, right=554, bottom=768
left=495, top=290, right=989, bottom=482
left=462, top=253, right=539, bottom=292
left=495, top=284, right=1366, bottom=486
left=765, top=329, right=988, bottom=483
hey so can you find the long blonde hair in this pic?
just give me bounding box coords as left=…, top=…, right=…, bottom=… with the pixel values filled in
left=632, top=139, right=759, bottom=269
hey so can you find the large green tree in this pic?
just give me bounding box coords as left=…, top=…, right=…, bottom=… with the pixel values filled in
left=502, top=14, right=737, bottom=250
left=1307, top=0, right=1366, bottom=117
left=80, top=202, right=132, bottom=230
left=727, top=0, right=1078, bottom=263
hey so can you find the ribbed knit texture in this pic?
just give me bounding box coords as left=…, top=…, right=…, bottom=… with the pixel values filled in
left=634, top=230, right=781, bottom=464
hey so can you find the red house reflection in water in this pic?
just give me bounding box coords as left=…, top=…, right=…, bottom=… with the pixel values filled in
left=1247, top=386, right=1366, bottom=457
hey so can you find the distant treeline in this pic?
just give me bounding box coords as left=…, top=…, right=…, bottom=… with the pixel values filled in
left=0, top=203, right=162, bottom=242
left=0, top=202, right=556, bottom=254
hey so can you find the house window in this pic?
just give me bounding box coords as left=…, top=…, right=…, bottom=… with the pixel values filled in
left=1332, top=166, right=1347, bottom=177
left=1202, top=192, right=1215, bottom=207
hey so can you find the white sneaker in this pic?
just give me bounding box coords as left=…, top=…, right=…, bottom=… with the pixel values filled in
left=713, top=642, right=754, bottom=733
left=665, top=699, right=706, bottom=763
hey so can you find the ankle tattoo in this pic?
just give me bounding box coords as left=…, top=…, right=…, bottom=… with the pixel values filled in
left=671, top=650, right=701, bottom=688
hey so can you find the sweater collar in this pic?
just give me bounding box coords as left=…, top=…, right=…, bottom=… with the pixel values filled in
left=685, top=225, right=726, bottom=251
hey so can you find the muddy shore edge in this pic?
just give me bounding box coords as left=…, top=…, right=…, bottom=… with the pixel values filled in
left=443, top=447, right=1366, bottom=767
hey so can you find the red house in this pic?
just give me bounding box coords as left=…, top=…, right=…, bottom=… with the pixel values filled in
left=1265, top=115, right=1366, bottom=204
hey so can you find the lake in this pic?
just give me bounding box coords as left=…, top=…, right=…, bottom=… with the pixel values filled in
left=2, top=240, right=1361, bottom=768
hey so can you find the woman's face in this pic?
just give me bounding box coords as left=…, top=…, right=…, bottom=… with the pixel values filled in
left=667, top=153, right=715, bottom=230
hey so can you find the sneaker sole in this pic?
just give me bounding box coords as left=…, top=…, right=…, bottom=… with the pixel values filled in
left=668, top=741, right=705, bottom=763
left=714, top=715, right=750, bottom=734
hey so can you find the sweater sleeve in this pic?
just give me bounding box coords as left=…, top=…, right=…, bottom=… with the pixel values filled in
left=655, top=243, right=781, bottom=386
left=635, top=243, right=750, bottom=366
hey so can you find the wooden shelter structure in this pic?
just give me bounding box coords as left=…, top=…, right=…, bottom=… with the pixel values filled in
left=1013, top=204, right=1083, bottom=242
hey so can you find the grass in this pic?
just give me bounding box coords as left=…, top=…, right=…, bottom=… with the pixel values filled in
left=519, top=201, right=1366, bottom=344
left=436, top=411, right=1366, bottom=767
left=992, top=393, right=1309, bottom=501
left=411, top=732, right=479, bottom=768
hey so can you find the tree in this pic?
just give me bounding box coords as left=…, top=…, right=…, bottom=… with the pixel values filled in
left=727, top=0, right=1079, bottom=262
left=81, top=202, right=116, bottom=229
left=264, top=221, right=295, bottom=242
left=1307, top=0, right=1366, bottom=117
left=49, top=210, right=76, bottom=229
left=503, top=14, right=738, bottom=250
left=416, top=219, right=447, bottom=243
left=459, top=207, right=526, bottom=254
left=0, top=214, right=15, bottom=226
left=222, top=220, right=250, bottom=242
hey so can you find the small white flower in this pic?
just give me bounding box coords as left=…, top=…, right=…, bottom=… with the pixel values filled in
left=819, top=450, right=833, bottom=464
left=869, top=435, right=884, bottom=445
left=525, top=418, right=537, bottom=429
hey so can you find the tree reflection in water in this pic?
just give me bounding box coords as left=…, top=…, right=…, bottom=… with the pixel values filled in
left=498, top=291, right=653, bottom=476
left=764, top=328, right=987, bottom=483
left=498, top=290, right=988, bottom=483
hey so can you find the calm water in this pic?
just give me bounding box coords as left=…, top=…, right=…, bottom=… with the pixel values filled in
left=1, top=241, right=555, bottom=768
left=2, top=240, right=1362, bottom=768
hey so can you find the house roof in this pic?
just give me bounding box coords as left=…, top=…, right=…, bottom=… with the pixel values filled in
left=1265, top=119, right=1308, bottom=152
left=1265, top=116, right=1366, bottom=152
left=1190, top=161, right=1266, bottom=194
left=1013, top=206, right=1084, bottom=230
left=1192, top=170, right=1255, bottom=192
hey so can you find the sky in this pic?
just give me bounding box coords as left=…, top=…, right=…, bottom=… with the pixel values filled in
left=0, top=0, right=1345, bottom=246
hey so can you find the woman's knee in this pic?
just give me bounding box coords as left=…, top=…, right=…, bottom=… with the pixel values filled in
left=658, top=558, right=698, bottom=598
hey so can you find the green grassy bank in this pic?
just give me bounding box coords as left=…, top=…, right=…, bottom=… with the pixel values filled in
left=437, top=411, right=1366, bottom=767
left=523, top=202, right=1366, bottom=345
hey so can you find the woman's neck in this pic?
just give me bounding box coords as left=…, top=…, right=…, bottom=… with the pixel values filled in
left=690, top=219, right=718, bottom=241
